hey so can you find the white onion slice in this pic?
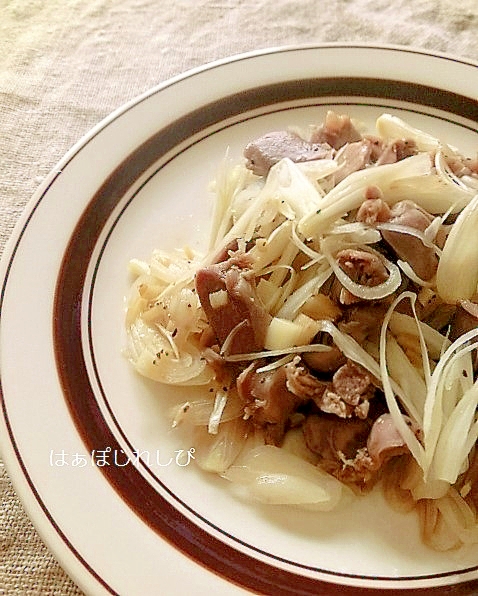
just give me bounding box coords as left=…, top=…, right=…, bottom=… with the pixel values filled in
left=223, top=342, right=332, bottom=363
left=208, top=390, right=229, bottom=435
left=321, top=239, right=402, bottom=300
left=397, top=260, right=434, bottom=288
left=222, top=444, right=343, bottom=511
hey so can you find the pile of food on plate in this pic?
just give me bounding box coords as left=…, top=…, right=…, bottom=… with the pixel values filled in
left=125, top=110, right=478, bottom=551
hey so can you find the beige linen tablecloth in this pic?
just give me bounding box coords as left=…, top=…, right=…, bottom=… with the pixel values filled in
left=1, top=1, right=477, bottom=594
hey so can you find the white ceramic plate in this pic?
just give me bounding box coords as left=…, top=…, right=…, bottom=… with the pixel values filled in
left=1, top=44, right=478, bottom=596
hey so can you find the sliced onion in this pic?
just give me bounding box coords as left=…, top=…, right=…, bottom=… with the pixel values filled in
left=389, top=312, right=450, bottom=360
left=275, top=267, right=332, bottom=320
left=194, top=419, right=249, bottom=473
left=378, top=292, right=427, bottom=469
left=436, top=193, right=478, bottom=304
left=328, top=221, right=382, bottom=245
left=170, top=391, right=243, bottom=428
left=385, top=335, right=426, bottom=425
left=397, top=260, right=434, bottom=288
left=435, top=150, right=475, bottom=192
left=255, top=354, right=295, bottom=373
left=462, top=175, right=478, bottom=190
left=222, top=444, right=343, bottom=511
left=220, top=320, right=248, bottom=356
left=208, top=390, right=229, bottom=435
left=290, top=222, right=323, bottom=261
left=424, top=216, right=443, bottom=244
left=422, top=328, right=478, bottom=476
left=321, top=239, right=402, bottom=300
left=436, top=490, right=478, bottom=546
left=423, top=329, right=478, bottom=482
left=126, top=318, right=213, bottom=385
left=223, top=342, right=332, bottom=363
left=375, top=113, right=441, bottom=153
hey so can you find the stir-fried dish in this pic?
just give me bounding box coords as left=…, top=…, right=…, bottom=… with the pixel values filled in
left=125, top=111, right=478, bottom=551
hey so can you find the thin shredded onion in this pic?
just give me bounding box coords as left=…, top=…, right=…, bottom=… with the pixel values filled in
left=208, top=390, right=229, bottom=435
left=423, top=328, right=478, bottom=481
left=223, top=342, right=333, bottom=363
left=275, top=267, right=332, bottom=320
left=298, top=152, right=432, bottom=236
left=436, top=193, right=478, bottom=304
left=396, top=260, right=434, bottom=288
left=379, top=292, right=427, bottom=469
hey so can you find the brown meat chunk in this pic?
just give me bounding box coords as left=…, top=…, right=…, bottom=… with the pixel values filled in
left=243, top=130, right=333, bottom=176
left=333, top=136, right=418, bottom=184
left=357, top=197, right=439, bottom=282
left=356, top=196, right=392, bottom=225
left=447, top=155, right=478, bottom=177
left=380, top=200, right=438, bottom=281
left=303, top=412, right=413, bottom=489
left=195, top=257, right=271, bottom=355
left=366, top=413, right=410, bottom=467
left=335, top=248, right=389, bottom=305
left=310, top=111, right=362, bottom=149
left=339, top=302, right=389, bottom=344
left=303, top=414, right=375, bottom=487
left=236, top=361, right=305, bottom=445
left=302, top=346, right=347, bottom=374
left=449, top=300, right=478, bottom=342
left=366, top=136, right=417, bottom=165
left=334, top=140, right=373, bottom=183
left=314, top=360, right=375, bottom=419
left=449, top=300, right=478, bottom=370
left=283, top=356, right=329, bottom=399
left=336, top=249, right=389, bottom=287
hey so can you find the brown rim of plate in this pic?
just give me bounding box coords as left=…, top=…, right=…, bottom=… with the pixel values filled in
left=48, top=74, right=477, bottom=595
